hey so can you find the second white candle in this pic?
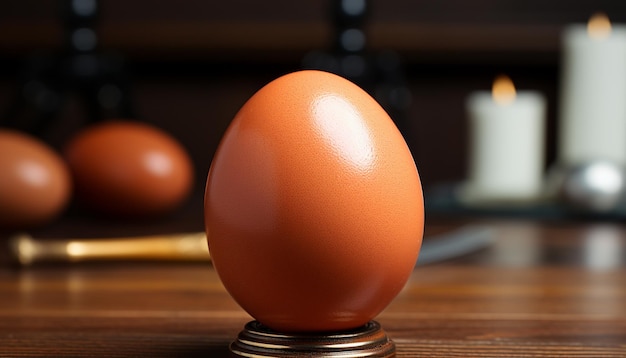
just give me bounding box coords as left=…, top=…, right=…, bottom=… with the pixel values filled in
left=464, top=76, right=546, bottom=203
left=559, top=13, right=626, bottom=166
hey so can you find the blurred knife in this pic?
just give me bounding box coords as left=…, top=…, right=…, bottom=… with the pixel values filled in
left=7, top=226, right=493, bottom=266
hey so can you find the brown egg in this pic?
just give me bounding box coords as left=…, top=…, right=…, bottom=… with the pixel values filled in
left=205, top=70, right=424, bottom=332
left=64, top=120, right=194, bottom=217
left=0, top=130, right=72, bottom=228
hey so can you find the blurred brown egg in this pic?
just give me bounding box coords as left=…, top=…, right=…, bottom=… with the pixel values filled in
left=0, top=129, right=72, bottom=229
left=64, top=120, right=194, bottom=217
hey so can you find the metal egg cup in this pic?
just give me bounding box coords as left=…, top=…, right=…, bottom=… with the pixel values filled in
left=230, top=320, right=395, bottom=358
left=546, top=160, right=626, bottom=214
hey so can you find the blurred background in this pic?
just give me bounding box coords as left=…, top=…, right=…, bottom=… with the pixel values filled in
left=2, top=0, right=626, bottom=236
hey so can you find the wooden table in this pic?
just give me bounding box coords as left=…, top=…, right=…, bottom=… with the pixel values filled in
left=1, top=218, right=625, bottom=357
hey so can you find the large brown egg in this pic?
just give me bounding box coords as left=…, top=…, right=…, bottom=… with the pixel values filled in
left=64, top=120, right=194, bottom=217
left=0, top=130, right=71, bottom=228
left=205, top=70, right=424, bottom=332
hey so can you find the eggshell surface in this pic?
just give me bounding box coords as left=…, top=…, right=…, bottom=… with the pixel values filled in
left=64, top=120, right=194, bottom=217
left=0, top=130, right=71, bottom=228
left=205, top=70, right=423, bottom=332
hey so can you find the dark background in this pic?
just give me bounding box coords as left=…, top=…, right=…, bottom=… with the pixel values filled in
left=2, top=0, right=626, bottom=220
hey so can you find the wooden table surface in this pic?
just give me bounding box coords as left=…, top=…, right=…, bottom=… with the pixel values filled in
left=1, top=218, right=625, bottom=357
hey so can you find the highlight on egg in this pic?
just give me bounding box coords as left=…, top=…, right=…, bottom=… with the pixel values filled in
left=0, top=129, right=72, bottom=229
left=64, top=120, right=194, bottom=218
left=205, top=70, right=424, bottom=332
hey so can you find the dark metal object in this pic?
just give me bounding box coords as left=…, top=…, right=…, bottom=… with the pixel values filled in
left=1, top=0, right=134, bottom=136
left=302, top=0, right=412, bottom=135
left=230, top=320, right=395, bottom=357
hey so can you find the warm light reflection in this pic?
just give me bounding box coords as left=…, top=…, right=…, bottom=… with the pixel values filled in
left=588, top=12, right=612, bottom=39
left=66, top=242, right=87, bottom=257
left=18, top=161, right=49, bottom=187
left=313, top=95, right=375, bottom=171
left=145, top=151, right=172, bottom=177
left=583, top=226, right=623, bottom=270
left=493, top=224, right=541, bottom=266
left=492, top=75, right=516, bottom=106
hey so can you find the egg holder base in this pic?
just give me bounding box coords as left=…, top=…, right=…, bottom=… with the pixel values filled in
left=229, top=320, right=395, bottom=357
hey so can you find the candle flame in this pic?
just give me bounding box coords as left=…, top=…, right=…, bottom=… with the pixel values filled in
left=492, top=75, right=516, bottom=105
left=588, top=12, right=612, bottom=39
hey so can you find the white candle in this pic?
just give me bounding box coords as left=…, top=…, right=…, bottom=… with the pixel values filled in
left=463, top=75, right=546, bottom=203
left=559, top=13, right=626, bottom=166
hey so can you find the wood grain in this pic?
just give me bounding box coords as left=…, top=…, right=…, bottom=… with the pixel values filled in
left=0, top=220, right=625, bottom=356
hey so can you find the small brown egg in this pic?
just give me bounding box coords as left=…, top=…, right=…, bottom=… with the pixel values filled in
left=0, top=129, right=72, bottom=229
left=64, top=120, right=194, bottom=217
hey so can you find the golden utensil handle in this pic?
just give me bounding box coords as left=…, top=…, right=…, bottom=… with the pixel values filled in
left=8, top=232, right=210, bottom=266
